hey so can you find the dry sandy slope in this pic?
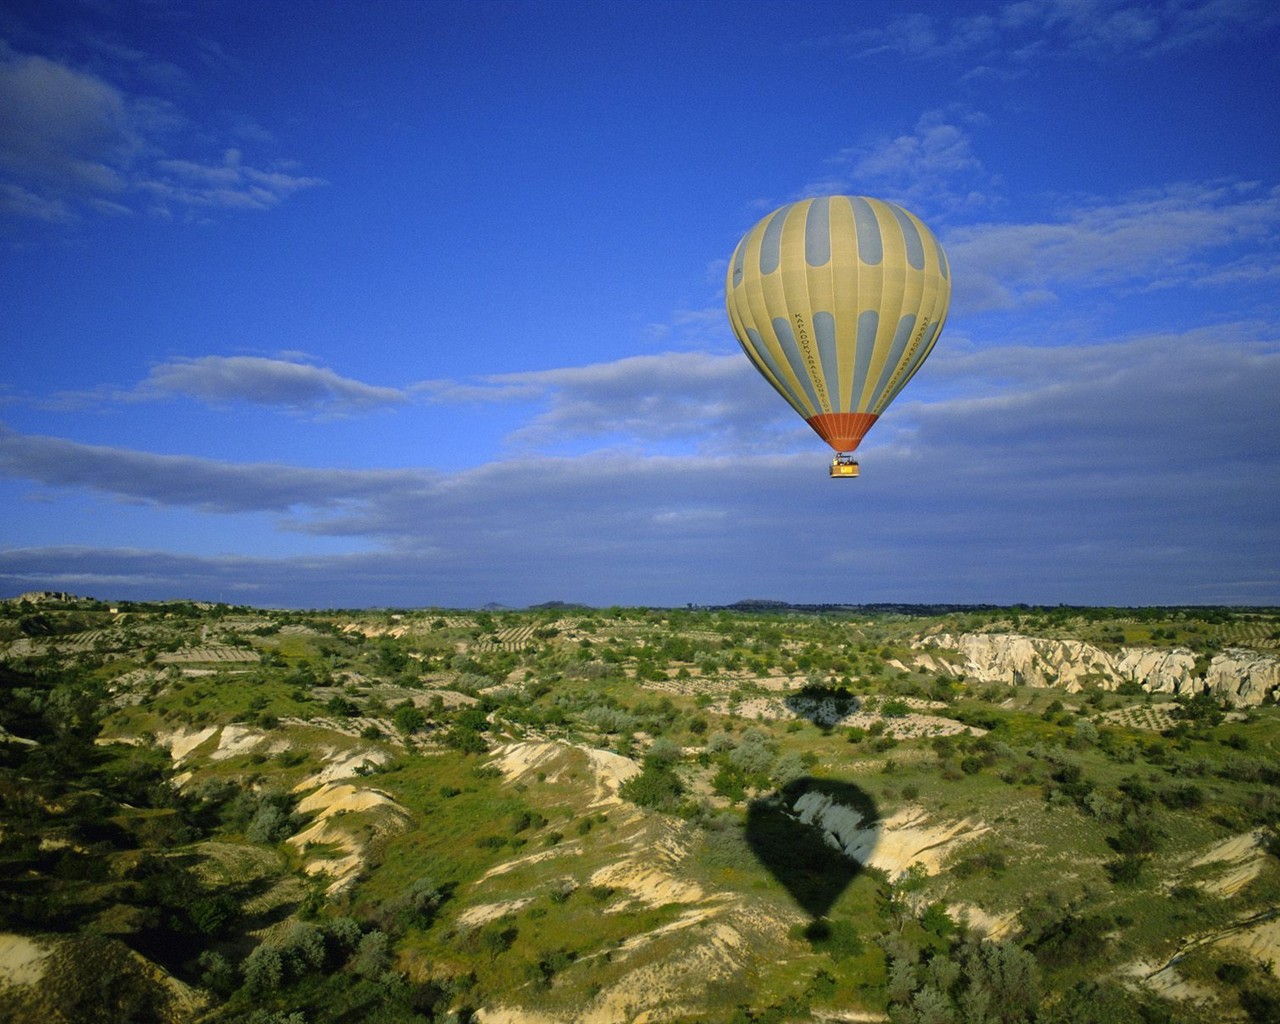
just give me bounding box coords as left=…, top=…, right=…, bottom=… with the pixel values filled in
left=456, top=896, right=538, bottom=929
left=157, top=723, right=290, bottom=764
left=474, top=743, right=798, bottom=1024
left=293, top=745, right=391, bottom=789
left=160, top=724, right=219, bottom=761
left=694, top=695, right=975, bottom=740
left=286, top=779, right=411, bottom=894
left=489, top=740, right=640, bottom=806
left=1185, top=830, right=1267, bottom=898
left=476, top=901, right=795, bottom=1024
left=792, top=793, right=989, bottom=879
left=0, top=934, right=207, bottom=1019
left=1120, top=831, right=1280, bottom=1005
left=154, top=724, right=407, bottom=895
left=475, top=741, right=991, bottom=1023
left=0, top=933, right=48, bottom=986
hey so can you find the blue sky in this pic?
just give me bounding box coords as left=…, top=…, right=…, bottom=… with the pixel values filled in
left=2, top=0, right=1278, bottom=608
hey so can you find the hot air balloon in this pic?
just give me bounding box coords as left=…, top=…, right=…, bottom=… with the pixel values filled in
left=725, top=195, right=950, bottom=477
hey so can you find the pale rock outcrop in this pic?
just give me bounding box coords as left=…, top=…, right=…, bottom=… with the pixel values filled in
left=918, top=634, right=1117, bottom=691
left=1113, top=647, right=1199, bottom=695
left=1207, top=649, right=1280, bottom=706
left=913, top=633, right=1279, bottom=706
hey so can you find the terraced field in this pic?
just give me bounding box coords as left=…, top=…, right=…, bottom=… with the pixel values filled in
left=471, top=624, right=540, bottom=652
left=157, top=646, right=261, bottom=664
left=1211, top=619, right=1280, bottom=649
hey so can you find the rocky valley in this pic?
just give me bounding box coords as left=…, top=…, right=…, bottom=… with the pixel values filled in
left=1, top=597, right=1279, bottom=1024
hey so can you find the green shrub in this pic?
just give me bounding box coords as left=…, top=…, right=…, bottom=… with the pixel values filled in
left=393, top=704, right=426, bottom=735
left=352, top=929, right=392, bottom=978
left=712, top=764, right=747, bottom=801
left=326, top=695, right=360, bottom=718
left=1105, top=854, right=1144, bottom=885
left=796, top=918, right=863, bottom=960
left=621, top=763, right=682, bottom=810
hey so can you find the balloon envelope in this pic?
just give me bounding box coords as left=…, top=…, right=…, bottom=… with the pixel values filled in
left=725, top=195, right=950, bottom=453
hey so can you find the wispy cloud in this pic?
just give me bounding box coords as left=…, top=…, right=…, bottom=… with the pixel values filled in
left=946, top=181, right=1280, bottom=313
left=139, top=149, right=323, bottom=213
left=41, top=355, right=408, bottom=417
left=134, top=355, right=408, bottom=415
left=421, top=352, right=798, bottom=455
left=4, top=322, right=1276, bottom=606
left=802, top=110, right=995, bottom=219
left=0, top=41, right=321, bottom=223
left=0, top=423, right=428, bottom=516
left=0, top=180, right=76, bottom=223
left=840, top=0, right=1278, bottom=65
left=5, top=326, right=1274, bottom=519
left=643, top=305, right=728, bottom=351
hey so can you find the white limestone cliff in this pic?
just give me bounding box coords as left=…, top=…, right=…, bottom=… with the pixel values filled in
left=913, top=633, right=1278, bottom=706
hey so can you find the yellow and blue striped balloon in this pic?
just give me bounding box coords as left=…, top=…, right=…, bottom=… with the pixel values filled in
left=725, top=195, right=950, bottom=454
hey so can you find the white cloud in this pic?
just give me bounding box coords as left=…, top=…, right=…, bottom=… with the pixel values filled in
left=906, top=326, right=1280, bottom=464
left=946, top=181, right=1280, bottom=313
left=421, top=352, right=797, bottom=454
left=135, top=355, right=407, bottom=415
left=801, top=110, right=995, bottom=219
left=0, top=41, right=321, bottom=222
left=0, top=45, right=137, bottom=195
left=1, top=326, right=1276, bottom=606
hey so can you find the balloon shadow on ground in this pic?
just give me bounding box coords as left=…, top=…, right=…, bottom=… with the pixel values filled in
left=745, top=776, right=879, bottom=924
left=782, top=685, right=860, bottom=730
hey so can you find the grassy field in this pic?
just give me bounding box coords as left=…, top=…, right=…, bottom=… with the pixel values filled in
left=1, top=597, right=1279, bottom=1023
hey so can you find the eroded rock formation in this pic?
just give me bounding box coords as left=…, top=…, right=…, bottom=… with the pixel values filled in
left=913, top=633, right=1279, bottom=706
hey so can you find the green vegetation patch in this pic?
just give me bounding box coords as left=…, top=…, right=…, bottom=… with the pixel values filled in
left=2, top=598, right=1279, bottom=1022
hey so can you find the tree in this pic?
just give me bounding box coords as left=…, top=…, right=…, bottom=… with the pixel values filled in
left=774, top=752, right=806, bottom=786
left=645, top=736, right=682, bottom=767
left=392, top=703, right=426, bottom=735
left=352, top=929, right=392, bottom=979
left=198, top=950, right=237, bottom=997
left=1069, top=719, right=1099, bottom=749
left=961, top=940, right=1040, bottom=1024
left=729, top=730, right=775, bottom=779
left=189, top=892, right=241, bottom=936
left=242, top=944, right=284, bottom=996
left=907, top=985, right=955, bottom=1024
left=385, top=877, right=445, bottom=930
left=247, top=804, right=293, bottom=844
left=278, top=921, right=326, bottom=975
left=326, top=695, right=360, bottom=718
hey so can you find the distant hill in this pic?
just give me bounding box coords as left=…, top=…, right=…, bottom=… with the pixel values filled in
left=5, top=590, right=83, bottom=605
left=525, top=600, right=594, bottom=611
left=719, top=599, right=1009, bottom=616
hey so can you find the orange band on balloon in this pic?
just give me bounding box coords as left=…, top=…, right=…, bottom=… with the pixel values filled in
left=806, top=412, right=879, bottom=453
